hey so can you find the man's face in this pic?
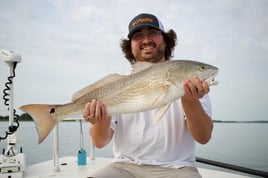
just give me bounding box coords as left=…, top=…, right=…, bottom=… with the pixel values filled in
left=131, top=27, right=166, bottom=63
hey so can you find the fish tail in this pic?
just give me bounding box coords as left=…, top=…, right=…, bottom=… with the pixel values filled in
left=20, top=104, right=61, bottom=144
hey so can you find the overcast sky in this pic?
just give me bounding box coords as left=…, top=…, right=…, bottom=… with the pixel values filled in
left=0, top=0, right=267, bottom=121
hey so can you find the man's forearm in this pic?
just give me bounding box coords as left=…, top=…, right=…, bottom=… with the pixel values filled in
left=90, top=116, right=114, bottom=148
left=182, top=99, right=213, bottom=144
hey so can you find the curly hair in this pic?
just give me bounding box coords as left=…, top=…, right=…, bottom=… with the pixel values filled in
left=120, top=29, right=177, bottom=64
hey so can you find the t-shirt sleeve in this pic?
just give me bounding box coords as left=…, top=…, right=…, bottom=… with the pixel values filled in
left=199, top=94, right=212, bottom=118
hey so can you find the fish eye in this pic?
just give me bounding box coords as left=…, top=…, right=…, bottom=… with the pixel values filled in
left=200, top=66, right=205, bottom=71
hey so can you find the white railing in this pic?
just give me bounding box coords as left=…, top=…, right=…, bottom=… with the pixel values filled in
left=52, top=118, right=95, bottom=172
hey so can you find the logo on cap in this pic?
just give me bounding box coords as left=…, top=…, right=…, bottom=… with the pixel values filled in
left=131, top=17, right=154, bottom=27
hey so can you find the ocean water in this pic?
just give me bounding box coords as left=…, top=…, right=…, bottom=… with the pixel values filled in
left=0, top=121, right=268, bottom=173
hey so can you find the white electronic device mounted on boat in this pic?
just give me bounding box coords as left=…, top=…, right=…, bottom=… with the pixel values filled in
left=0, top=49, right=21, bottom=64
left=0, top=49, right=26, bottom=178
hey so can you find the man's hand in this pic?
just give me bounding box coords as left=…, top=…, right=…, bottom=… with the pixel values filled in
left=182, top=75, right=210, bottom=101
left=83, top=99, right=109, bottom=125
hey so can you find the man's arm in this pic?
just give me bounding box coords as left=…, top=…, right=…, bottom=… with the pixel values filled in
left=181, top=76, right=214, bottom=144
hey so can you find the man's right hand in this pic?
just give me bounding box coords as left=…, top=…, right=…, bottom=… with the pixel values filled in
left=83, top=99, right=109, bottom=125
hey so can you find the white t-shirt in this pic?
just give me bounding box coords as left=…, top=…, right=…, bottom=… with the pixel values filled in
left=111, top=95, right=212, bottom=168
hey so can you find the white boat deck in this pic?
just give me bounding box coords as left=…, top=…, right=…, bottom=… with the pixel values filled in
left=23, top=156, right=250, bottom=178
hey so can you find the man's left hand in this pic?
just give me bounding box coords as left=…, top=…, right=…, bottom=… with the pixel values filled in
left=182, top=75, right=209, bottom=101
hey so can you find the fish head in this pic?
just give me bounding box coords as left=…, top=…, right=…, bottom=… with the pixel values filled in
left=170, top=60, right=219, bottom=86
left=194, top=61, right=218, bottom=85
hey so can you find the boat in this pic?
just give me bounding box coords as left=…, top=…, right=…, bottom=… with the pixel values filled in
left=24, top=157, right=251, bottom=178
left=1, top=49, right=268, bottom=178
left=11, top=123, right=256, bottom=178
left=3, top=120, right=268, bottom=178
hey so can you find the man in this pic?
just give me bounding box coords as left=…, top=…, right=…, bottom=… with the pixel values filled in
left=83, top=13, right=213, bottom=178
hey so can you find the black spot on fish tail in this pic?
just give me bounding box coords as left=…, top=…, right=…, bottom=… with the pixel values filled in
left=50, top=108, right=55, bottom=114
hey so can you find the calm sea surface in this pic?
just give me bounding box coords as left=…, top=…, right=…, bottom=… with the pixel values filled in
left=0, top=121, right=268, bottom=173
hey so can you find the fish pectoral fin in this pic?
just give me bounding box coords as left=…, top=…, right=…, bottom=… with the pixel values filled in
left=152, top=82, right=170, bottom=106
left=153, top=103, right=171, bottom=124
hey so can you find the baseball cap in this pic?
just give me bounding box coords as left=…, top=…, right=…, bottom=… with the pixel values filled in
left=128, top=13, right=165, bottom=38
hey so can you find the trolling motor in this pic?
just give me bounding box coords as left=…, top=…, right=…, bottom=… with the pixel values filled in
left=0, top=49, right=26, bottom=178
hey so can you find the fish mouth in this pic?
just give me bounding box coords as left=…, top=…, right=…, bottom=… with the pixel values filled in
left=208, top=78, right=219, bottom=86
left=206, top=71, right=219, bottom=86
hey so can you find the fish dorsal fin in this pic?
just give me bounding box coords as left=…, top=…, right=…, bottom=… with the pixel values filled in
left=153, top=103, right=171, bottom=124
left=131, top=61, right=154, bottom=74
left=71, top=73, right=126, bottom=102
